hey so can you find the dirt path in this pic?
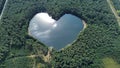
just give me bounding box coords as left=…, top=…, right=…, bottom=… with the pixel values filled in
left=107, top=0, right=120, bottom=26
left=43, top=47, right=52, bottom=63
left=0, top=0, right=8, bottom=21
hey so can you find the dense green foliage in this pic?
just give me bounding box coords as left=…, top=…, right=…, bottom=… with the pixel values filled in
left=117, top=10, right=120, bottom=16
left=49, top=0, right=120, bottom=67
left=0, top=0, right=120, bottom=68
left=112, top=0, right=120, bottom=10
left=112, top=0, right=120, bottom=16
left=3, top=57, right=34, bottom=68
left=0, top=0, right=5, bottom=14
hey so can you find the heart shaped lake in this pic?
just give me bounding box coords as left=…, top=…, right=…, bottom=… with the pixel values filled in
left=28, top=13, right=84, bottom=50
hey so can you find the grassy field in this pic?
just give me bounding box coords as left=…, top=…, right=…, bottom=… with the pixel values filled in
left=102, top=58, right=120, bottom=68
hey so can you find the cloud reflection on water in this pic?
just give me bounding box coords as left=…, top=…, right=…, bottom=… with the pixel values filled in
left=28, top=13, right=84, bottom=50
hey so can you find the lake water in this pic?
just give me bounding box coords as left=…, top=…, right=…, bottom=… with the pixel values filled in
left=28, top=13, right=84, bottom=50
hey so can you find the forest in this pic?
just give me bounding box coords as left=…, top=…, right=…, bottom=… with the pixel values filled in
left=112, top=0, right=120, bottom=16
left=0, top=0, right=120, bottom=68
left=0, top=0, right=5, bottom=14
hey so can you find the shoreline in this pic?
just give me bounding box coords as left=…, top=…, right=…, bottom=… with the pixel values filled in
left=82, top=20, right=87, bottom=30
left=61, top=20, right=87, bottom=51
